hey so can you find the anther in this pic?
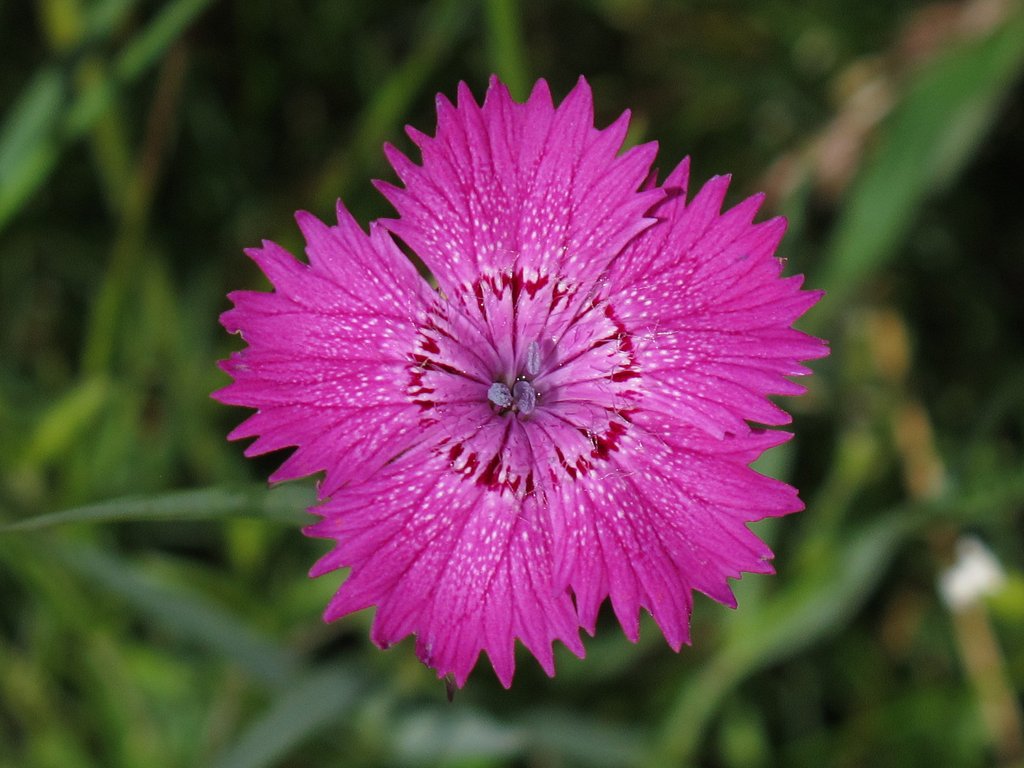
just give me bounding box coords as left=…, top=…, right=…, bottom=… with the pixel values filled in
left=512, top=379, right=537, bottom=415
left=525, top=341, right=541, bottom=377
left=488, top=382, right=513, bottom=408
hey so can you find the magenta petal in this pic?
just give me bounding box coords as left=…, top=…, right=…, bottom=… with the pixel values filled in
left=550, top=425, right=799, bottom=649
left=307, top=446, right=584, bottom=688
left=607, top=164, right=828, bottom=437
left=378, top=77, right=662, bottom=293
left=214, top=204, right=434, bottom=494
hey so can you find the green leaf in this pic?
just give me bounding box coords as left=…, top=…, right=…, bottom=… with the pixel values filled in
left=0, top=68, right=65, bottom=226
left=1, top=484, right=314, bottom=532
left=210, top=665, right=365, bottom=768
left=810, top=9, right=1024, bottom=329
left=650, top=469, right=1024, bottom=765
left=392, top=707, right=525, bottom=764
left=391, top=706, right=646, bottom=766
left=518, top=709, right=647, bottom=766
left=650, top=514, right=913, bottom=766
left=484, top=0, right=531, bottom=100
left=312, top=0, right=470, bottom=204
left=15, top=377, right=109, bottom=469
left=52, top=542, right=304, bottom=690
left=0, top=0, right=215, bottom=232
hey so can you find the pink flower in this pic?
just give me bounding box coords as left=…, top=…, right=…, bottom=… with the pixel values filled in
left=215, top=76, right=827, bottom=688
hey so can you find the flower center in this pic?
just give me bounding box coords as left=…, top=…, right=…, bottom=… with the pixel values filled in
left=487, top=340, right=542, bottom=415
left=407, top=269, right=641, bottom=496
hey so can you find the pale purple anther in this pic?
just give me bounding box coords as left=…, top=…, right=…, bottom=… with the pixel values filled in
left=487, top=382, right=513, bottom=408
left=512, top=379, right=537, bottom=415
left=525, top=340, right=541, bottom=377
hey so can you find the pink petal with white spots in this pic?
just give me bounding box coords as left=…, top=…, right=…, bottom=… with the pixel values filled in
left=306, top=444, right=585, bottom=688
left=376, top=76, right=663, bottom=294
left=608, top=160, right=828, bottom=438
left=214, top=203, right=434, bottom=496
left=549, top=424, right=800, bottom=648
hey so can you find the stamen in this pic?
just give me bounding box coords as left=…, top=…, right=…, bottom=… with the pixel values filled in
left=488, top=382, right=513, bottom=408
left=525, top=340, right=541, bottom=377
left=512, top=379, right=537, bottom=415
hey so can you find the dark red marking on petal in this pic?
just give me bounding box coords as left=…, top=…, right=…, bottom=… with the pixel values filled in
left=524, top=273, right=549, bottom=299
left=610, top=370, right=642, bottom=382
left=406, top=268, right=644, bottom=494
left=473, top=281, right=488, bottom=319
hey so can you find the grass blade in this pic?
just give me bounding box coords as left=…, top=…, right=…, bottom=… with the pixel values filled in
left=651, top=470, right=1024, bottom=765
left=311, top=0, right=470, bottom=205
left=210, top=665, right=365, bottom=768
left=484, top=0, right=530, bottom=99
left=53, top=541, right=304, bottom=690
left=0, top=0, right=215, bottom=232
left=2, top=484, right=314, bottom=532
left=810, top=8, right=1024, bottom=329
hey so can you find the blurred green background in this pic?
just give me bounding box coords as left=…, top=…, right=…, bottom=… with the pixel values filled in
left=2, top=1, right=1024, bottom=766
